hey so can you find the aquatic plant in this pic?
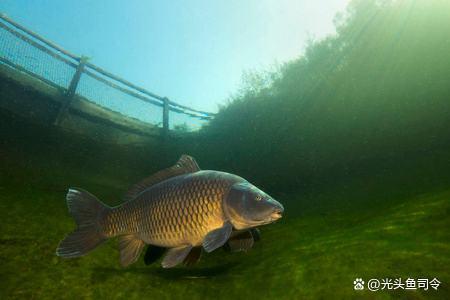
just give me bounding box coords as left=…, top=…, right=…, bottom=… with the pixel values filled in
left=191, top=0, right=450, bottom=196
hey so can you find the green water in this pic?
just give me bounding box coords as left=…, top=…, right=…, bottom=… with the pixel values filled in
left=0, top=118, right=448, bottom=299
left=1, top=0, right=450, bottom=299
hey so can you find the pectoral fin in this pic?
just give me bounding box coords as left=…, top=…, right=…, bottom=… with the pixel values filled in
left=202, top=221, right=233, bottom=253
left=162, top=245, right=193, bottom=268
left=225, top=230, right=254, bottom=252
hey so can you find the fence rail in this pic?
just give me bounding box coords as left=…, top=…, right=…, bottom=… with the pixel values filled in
left=0, top=13, right=215, bottom=134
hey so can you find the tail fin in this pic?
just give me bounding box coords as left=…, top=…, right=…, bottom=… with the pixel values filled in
left=56, top=188, right=109, bottom=258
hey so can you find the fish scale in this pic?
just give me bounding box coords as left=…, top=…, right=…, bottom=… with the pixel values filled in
left=102, top=170, right=241, bottom=247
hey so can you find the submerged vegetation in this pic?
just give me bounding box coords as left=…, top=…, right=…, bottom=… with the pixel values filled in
left=1, top=0, right=449, bottom=299
left=190, top=0, right=450, bottom=194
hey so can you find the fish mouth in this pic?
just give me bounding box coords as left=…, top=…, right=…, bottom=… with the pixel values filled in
left=246, top=207, right=284, bottom=226
left=270, top=209, right=283, bottom=221
left=250, top=210, right=283, bottom=226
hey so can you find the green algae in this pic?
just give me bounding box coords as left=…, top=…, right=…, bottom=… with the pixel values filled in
left=0, top=177, right=448, bottom=299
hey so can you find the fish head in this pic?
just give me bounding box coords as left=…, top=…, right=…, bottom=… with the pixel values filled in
left=224, top=182, right=284, bottom=230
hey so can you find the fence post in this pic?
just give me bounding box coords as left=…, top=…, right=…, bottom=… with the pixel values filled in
left=54, top=57, right=87, bottom=126
left=162, top=97, right=170, bottom=137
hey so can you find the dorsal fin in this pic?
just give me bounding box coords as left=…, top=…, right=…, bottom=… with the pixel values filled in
left=123, top=155, right=200, bottom=201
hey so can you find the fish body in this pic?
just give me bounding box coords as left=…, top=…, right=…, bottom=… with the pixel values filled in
left=102, top=170, right=243, bottom=247
left=56, top=155, right=284, bottom=268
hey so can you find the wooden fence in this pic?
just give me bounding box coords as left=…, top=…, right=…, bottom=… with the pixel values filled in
left=0, top=13, right=215, bottom=135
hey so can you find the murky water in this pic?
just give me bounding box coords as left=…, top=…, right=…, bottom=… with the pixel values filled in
left=1, top=1, right=450, bottom=299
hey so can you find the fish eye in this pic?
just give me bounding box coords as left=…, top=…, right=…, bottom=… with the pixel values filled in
left=255, top=195, right=262, bottom=201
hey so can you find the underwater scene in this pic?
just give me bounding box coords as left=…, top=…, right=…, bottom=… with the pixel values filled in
left=0, top=0, right=449, bottom=299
